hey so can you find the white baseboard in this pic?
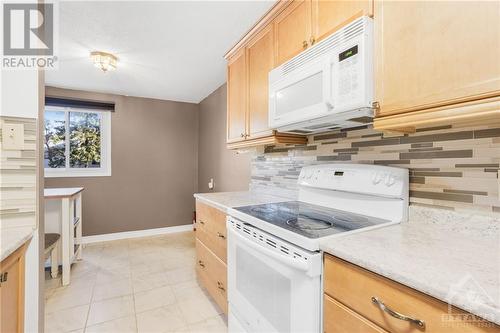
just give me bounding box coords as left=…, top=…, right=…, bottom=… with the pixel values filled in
left=81, top=224, right=193, bottom=244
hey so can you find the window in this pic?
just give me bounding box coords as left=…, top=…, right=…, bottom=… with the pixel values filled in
left=44, top=106, right=111, bottom=177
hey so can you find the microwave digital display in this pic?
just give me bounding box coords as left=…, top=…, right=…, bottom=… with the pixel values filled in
left=334, top=171, right=344, bottom=176
left=339, top=45, right=358, bottom=62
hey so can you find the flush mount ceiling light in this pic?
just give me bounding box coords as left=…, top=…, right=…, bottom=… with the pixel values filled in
left=90, top=51, right=118, bottom=73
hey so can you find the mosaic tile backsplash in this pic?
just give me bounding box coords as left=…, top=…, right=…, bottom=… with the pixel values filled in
left=0, top=116, right=37, bottom=229
left=250, top=124, right=500, bottom=213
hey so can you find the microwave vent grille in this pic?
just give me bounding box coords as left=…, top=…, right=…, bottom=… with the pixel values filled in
left=282, top=17, right=365, bottom=76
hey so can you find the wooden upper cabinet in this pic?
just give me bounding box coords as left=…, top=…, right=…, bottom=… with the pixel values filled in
left=374, top=0, right=500, bottom=117
left=227, top=49, right=247, bottom=143
left=312, top=0, right=373, bottom=43
left=247, top=25, right=275, bottom=139
left=274, top=0, right=312, bottom=66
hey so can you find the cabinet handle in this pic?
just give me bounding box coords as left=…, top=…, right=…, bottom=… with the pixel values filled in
left=217, top=232, right=226, bottom=239
left=302, top=40, right=308, bottom=49
left=217, top=281, right=225, bottom=292
left=0, top=272, right=8, bottom=283
left=198, top=260, right=205, bottom=268
left=199, top=220, right=205, bottom=225
left=309, top=36, right=316, bottom=46
left=371, top=296, right=425, bottom=328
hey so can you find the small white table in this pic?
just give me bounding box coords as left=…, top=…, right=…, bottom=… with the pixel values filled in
left=44, top=187, right=84, bottom=286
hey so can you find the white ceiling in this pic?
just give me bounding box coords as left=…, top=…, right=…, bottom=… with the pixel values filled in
left=45, top=1, right=275, bottom=103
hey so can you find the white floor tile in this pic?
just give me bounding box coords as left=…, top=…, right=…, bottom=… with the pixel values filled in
left=87, top=295, right=135, bottom=326
left=165, top=266, right=196, bottom=285
left=85, top=315, right=137, bottom=333
left=44, top=304, right=89, bottom=333
left=178, top=296, right=223, bottom=325
left=136, top=304, right=188, bottom=333
left=92, top=278, right=133, bottom=302
left=132, top=271, right=169, bottom=294
left=134, top=285, right=177, bottom=313
left=44, top=233, right=226, bottom=332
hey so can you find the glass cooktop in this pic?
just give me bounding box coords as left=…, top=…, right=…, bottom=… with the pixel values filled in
left=233, top=201, right=390, bottom=239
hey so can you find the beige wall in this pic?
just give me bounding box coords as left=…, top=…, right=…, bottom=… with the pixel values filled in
left=198, top=84, right=251, bottom=192
left=44, top=87, right=199, bottom=236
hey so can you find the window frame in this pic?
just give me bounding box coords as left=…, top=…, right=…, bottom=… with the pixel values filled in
left=44, top=106, right=112, bottom=178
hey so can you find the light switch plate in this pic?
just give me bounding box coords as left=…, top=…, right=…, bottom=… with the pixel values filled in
left=2, top=123, right=24, bottom=150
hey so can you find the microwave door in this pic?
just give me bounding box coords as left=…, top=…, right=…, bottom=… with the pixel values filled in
left=269, top=61, right=330, bottom=128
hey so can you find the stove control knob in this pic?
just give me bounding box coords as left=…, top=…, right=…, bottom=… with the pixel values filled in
left=385, top=174, right=396, bottom=187
left=372, top=172, right=382, bottom=184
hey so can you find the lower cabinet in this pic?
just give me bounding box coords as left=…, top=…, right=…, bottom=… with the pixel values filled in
left=195, top=239, right=228, bottom=314
left=195, top=200, right=228, bottom=314
left=0, top=243, right=28, bottom=333
left=323, top=254, right=500, bottom=333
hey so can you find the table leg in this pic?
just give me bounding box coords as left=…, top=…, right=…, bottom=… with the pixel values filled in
left=76, top=193, right=83, bottom=260
left=61, top=197, right=71, bottom=286
left=51, top=240, right=59, bottom=278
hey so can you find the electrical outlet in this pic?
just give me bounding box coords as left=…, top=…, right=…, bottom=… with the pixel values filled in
left=208, top=178, right=214, bottom=190
left=2, top=123, right=24, bottom=150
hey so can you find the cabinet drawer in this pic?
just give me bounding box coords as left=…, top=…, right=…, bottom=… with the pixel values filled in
left=195, top=201, right=227, bottom=263
left=324, top=294, right=387, bottom=333
left=324, top=255, right=499, bottom=333
left=195, top=239, right=228, bottom=314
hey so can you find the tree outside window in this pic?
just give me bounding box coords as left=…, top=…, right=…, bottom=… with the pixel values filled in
left=44, top=107, right=111, bottom=177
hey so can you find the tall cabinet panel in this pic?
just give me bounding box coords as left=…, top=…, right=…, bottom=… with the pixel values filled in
left=226, top=49, right=247, bottom=143
left=247, top=25, right=275, bottom=139
left=374, top=0, right=500, bottom=117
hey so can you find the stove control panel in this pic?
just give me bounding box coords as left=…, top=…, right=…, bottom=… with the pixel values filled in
left=298, top=164, right=408, bottom=199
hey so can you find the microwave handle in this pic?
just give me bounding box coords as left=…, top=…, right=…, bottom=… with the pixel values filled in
left=229, top=226, right=309, bottom=272
left=323, top=59, right=334, bottom=110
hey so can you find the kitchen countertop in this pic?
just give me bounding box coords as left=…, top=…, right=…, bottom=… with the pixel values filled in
left=320, top=205, right=500, bottom=325
left=1, top=227, right=34, bottom=261
left=194, top=191, right=291, bottom=213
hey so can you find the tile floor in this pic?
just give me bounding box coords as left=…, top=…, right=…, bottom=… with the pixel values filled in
left=44, top=231, right=227, bottom=333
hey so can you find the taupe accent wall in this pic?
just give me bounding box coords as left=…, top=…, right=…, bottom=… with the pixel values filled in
left=197, top=84, right=251, bottom=192
left=44, top=87, right=199, bottom=236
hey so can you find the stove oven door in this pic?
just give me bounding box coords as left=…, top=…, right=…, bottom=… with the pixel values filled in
left=227, top=220, right=322, bottom=333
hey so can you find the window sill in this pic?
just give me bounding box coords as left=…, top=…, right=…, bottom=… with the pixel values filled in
left=44, top=170, right=111, bottom=178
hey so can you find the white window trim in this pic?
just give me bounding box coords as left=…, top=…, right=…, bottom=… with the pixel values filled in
left=44, top=106, right=112, bottom=178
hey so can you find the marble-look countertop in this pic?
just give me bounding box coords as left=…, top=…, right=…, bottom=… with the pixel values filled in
left=320, top=206, right=500, bottom=325
left=194, top=191, right=291, bottom=213
left=1, top=227, right=34, bottom=261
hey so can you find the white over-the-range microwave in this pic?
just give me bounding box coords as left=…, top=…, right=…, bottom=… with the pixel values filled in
left=269, top=16, right=374, bottom=135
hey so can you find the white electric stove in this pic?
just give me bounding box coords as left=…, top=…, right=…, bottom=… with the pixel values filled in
left=226, top=164, right=409, bottom=333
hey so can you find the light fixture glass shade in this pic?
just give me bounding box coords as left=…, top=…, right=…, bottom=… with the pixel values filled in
left=90, top=51, right=118, bottom=72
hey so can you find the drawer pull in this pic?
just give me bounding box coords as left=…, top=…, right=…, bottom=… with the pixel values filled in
left=217, top=281, right=225, bottom=292
left=198, top=260, right=205, bottom=268
left=217, top=232, right=226, bottom=239
left=199, top=220, right=205, bottom=225
left=371, top=296, right=425, bottom=329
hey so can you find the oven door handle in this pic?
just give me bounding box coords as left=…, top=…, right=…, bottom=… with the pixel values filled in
left=229, top=227, right=310, bottom=272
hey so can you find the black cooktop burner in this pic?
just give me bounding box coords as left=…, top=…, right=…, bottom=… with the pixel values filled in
left=234, top=201, right=389, bottom=239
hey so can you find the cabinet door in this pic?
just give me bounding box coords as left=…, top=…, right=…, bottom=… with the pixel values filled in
left=375, top=1, right=500, bottom=116
left=247, top=24, right=275, bottom=139
left=312, top=0, right=373, bottom=43
left=227, top=49, right=247, bottom=143
left=274, top=0, right=312, bottom=66
left=1, top=246, right=25, bottom=333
